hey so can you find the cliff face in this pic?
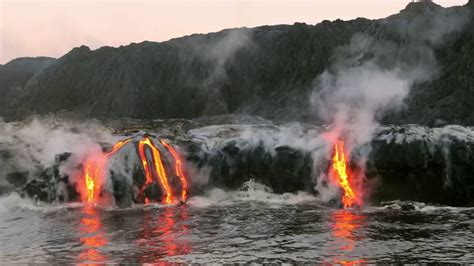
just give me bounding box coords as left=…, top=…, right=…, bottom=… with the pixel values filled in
left=1, top=2, right=473, bottom=125
left=3, top=119, right=473, bottom=207
left=0, top=57, right=56, bottom=118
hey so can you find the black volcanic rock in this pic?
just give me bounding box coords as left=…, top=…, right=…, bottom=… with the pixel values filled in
left=0, top=57, right=56, bottom=118
left=5, top=119, right=474, bottom=207
left=51, top=125, right=474, bottom=207
left=187, top=125, right=474, bottom=206
left=0, top=4, right=473, bottom=126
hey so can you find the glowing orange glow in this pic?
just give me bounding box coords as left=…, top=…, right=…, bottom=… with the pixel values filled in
left=332, top=140, right=358, bottom=209
left=138, top=137, right=174, bottom=204
left=84, top=160, right=99, bottom=203
left=138, top=139, right=155, bottom=186
left=327, top=210, right=366, bottom=265
left=160, top=139, right=189, bottom=202
left=147, top=138, right=173, bottom=204
left=138, top=207, right=192, bottom=262
left=105, top=139, right=132, bottom=158
left=78, top=205, right=108, bottom=263
left=81, top=136, right=185, bottom=205
left=83, top=138, right=131, bottom=203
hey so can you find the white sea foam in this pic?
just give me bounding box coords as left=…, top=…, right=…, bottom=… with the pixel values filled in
left=188, top=180, right=317, bottom=208
left=0, top=193, right=46, bottom=213
left=365, top=200, right=473, bottom=214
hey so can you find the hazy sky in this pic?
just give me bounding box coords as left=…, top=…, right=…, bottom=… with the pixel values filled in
left=0, top=0, right=468, bottom=64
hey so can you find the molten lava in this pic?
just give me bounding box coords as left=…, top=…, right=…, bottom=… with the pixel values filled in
left=138, top=137, right=174, bottom=204
left=82, top=136, right=188, bottom=205
left=138, top=139, right=155, bottom=186
left=160, top=139, right=189, bottom=202
left=83, top=139, right=132, bottom=203
left=84, top=160, right=99, bottom=203
left=106, top=139, right=132, bottom=158
left=331, top=140, right=359, bottom=208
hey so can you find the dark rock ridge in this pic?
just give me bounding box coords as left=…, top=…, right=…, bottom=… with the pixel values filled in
left=0, top=57, right=56, bottom=118
left=184, top=124, right=474, bottom=206
left=0, top=2, right=473, bottom=125
left=364, top=125, right=474, bottom=206
left=5, top=122, right=474, bottom=207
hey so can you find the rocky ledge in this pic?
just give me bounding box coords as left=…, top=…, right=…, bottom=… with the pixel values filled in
left=1, top=121, right=473, bottom=207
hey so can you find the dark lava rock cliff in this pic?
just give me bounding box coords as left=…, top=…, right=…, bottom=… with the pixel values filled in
left=0, top=57, right=56, bottom=118
left=2, top=117, right=473, bottom=207
left=0, top=2, right=473, bottom=125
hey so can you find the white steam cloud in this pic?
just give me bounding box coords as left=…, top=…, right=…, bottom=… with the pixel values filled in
left=0, top=116, right=117, bottom=194
left=310, top=4, right=471, bottom=201
left=182, top=28, right=253, bottom=115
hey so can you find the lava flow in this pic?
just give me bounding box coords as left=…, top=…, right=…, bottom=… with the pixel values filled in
left=83, top=139, right=132, bottom=203
left=84, top=160, right=99, bottom=203
left=160, top=139, right=189, bottom=202
left=331, top=139, right=360, bottom=208
left=138, top=139, right=156, bottom=188
left=138, top=137, right=174, bottom=204
left=82, top=136, right=189, bottom=205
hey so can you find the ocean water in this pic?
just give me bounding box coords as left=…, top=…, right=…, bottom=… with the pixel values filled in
left=0, top=185, right=473, bottom=264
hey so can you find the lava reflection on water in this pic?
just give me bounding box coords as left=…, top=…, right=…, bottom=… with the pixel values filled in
left=327, top=209, right=366, bottom=265
left=137, top=206, right=192, bottom=262
left=77, top=205, right=108, bottom=263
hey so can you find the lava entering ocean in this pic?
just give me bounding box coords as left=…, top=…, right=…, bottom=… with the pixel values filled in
left=160, top=139, right=189, bottom=202
left=138, top=137, right=173, bottom=204
left=83, top=139, right=132, bottom=203
left=330, top=139, right=361, bottom=209
left=81, top=136, right=188, bottom=205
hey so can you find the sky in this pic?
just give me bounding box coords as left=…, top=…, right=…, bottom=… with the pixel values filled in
left=0, top=0, right=468, bottom=64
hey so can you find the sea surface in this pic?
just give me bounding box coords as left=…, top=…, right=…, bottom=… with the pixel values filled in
left=0, top=185, right=473, bottom=264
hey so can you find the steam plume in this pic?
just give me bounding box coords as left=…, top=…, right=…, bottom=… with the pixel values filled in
left=310, top=4, right=471, bottom=201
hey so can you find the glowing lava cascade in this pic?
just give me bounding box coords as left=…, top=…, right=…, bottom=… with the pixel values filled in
left=138, top=137, right=173, bottom=204
left=160, top=139, right=189, bottom=202
left=83, top=139, right=132, bottom=203
left=330, top=139, right=361, bottom=209
left=81, top=136, right=189, bottom=205
left=84, top=160, right=99, bottom=203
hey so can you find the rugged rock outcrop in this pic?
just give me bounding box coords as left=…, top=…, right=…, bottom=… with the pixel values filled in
left=0, top=57, right=56, bottom=118
left=366, top=125, right=474, bottom=206
left=0, top=2, right=473, bottom=125
left=4, top=120, right=473, bottom=207
left=183, top=124, right=474, bottom=206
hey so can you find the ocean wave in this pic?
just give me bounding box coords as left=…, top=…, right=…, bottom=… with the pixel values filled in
left=366, top=200, right=474, bottom=213
left=188, top=179, right=317, bottom=208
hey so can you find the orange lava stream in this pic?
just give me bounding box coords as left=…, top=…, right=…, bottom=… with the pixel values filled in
left=83, top=136, right=187, bottom=205
left=332, top=140, right=358, bottom=209
left=105, top=139, right=132, bottom=158
left=160, top=139, right=189, bottom=202
left=138, top=137, right=174, bottom=204
left=83, top=138, right=131, bottom=203
left=138, top=140, right=155, bottom=186
left=84, top=160, right=99, bottom=203
left=138, top=139, right=156, bottom=204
